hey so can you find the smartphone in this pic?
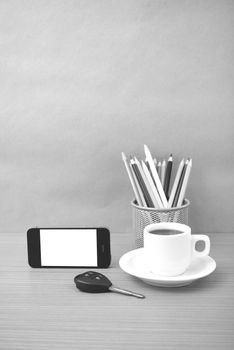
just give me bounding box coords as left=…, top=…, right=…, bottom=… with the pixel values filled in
left=27, top=227, right=111, bottom=268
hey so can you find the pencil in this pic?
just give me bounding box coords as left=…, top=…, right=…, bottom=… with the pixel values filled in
left=145, top=159, right=150, bottom=172
left=157, top=161, right=162, bottom=178
left=145, top=159, right=156, bottom=187
left=177, top=159, right=192, bottom=207
left=160, top=159, right=166, bottom=187
left=163, top=154, right=173, bottom=200
left=121, top=152, right=143, bottom=206
left=144, top=145, right=168, bottom=208
left=142, top=161, right=164, bottom=209
left=168, top=159, right=185, bottom=208
left=172, top=159, right=188, bottom=207
left=131, top=158, right=154, bottom=207
left=129, top=156, right=147, bottom=207
left=134, top=157, right=159, bottom=208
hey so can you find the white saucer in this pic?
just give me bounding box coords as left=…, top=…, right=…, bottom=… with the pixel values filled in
left=119, top=248, right=216, bottom=287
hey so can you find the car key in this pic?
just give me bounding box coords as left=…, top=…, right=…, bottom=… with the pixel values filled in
left=74, top=271, right=145, bottom=299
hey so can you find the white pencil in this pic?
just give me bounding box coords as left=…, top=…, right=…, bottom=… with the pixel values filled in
left=177, top=159, right=192, bottom=207
left=157, top=161, right=162, bottom=178
left=168, top=159, right=185, bottom=208
left=142, top=161, right=164, bottom=209
left=144, top=145, right=168, bottom=208
left=121, top=152, right=143, bottom=206
left=160, top=159, right=166, bottom=187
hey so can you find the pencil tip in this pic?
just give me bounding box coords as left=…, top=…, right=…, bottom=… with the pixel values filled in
left=144, top=144, right=149, bottom=154
left=121, top=152, right=127, bottom=160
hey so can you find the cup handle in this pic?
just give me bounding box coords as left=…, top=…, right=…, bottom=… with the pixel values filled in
left=191, top=234, right=210, bottom=258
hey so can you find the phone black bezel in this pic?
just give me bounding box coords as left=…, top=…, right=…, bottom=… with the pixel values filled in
left=27, top=227, right=111, bottom=268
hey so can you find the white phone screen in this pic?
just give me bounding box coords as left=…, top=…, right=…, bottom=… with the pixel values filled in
left=40, top=229, right=98, bottom=266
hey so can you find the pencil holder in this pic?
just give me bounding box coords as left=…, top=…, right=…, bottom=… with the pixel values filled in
left=131, top=199, right=190, bottom=248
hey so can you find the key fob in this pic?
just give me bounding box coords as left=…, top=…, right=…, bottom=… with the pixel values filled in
left=74, top=271, right=112, bottom=293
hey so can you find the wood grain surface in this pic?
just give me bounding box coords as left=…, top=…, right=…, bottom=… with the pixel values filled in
left=0, top=232, right=234, bottom=350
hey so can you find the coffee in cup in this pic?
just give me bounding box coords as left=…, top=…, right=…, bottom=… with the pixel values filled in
left=144, top=223, right=210, bottom=276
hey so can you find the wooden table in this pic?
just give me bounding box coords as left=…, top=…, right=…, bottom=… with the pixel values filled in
left=0, top=232, right=233, bottom=350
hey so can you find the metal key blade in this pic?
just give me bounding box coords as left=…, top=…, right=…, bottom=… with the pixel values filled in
left=109, top=285, right=145, bottom=299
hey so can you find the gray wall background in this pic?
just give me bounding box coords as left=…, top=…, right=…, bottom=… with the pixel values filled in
left=0, top=0, right=233, bottom=233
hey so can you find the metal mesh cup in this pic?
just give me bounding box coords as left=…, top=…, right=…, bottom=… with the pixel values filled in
left=131, top=199, right=190, bottom=248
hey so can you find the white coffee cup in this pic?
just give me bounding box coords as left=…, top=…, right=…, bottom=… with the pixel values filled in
left=144, top=222, right=210, bottom=276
